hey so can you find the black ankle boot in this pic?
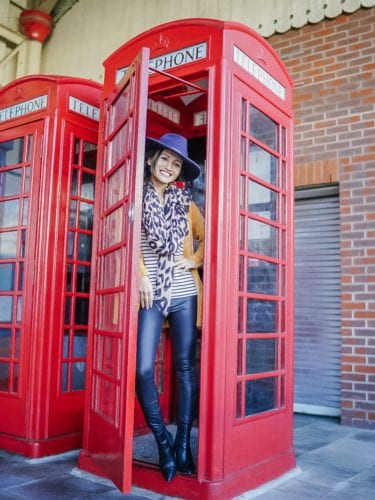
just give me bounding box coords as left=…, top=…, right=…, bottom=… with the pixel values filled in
left=155, top=428, right=177, bottom=481
left=174, top=423, right=195, bottom=474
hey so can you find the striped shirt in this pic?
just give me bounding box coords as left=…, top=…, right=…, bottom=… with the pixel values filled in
left=141, top=228, right=197, bottom=298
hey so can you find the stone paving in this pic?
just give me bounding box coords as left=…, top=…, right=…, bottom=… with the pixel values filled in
left=0, top=414, right=374, bottom=499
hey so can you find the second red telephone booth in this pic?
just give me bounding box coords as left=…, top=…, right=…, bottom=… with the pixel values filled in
left=0, top=75, right=101, bottom=457
left=79, top=18, right=295, bottom=499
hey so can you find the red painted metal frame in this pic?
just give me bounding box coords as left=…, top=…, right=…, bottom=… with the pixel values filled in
left=79, top=48, right=150, bottom=492
left=80, top=18, right=295, bottom=499
left=0, top=76, right=101, bottom=457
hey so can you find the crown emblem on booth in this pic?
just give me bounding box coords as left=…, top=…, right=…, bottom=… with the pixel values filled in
left=152, top=33, right=170, bottom=53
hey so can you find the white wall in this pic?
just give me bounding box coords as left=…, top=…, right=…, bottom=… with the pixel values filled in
left=40, top=0, right=263, bottom=82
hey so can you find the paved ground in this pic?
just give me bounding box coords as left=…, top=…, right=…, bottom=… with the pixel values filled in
left=0, top=414, right=374, bottom=499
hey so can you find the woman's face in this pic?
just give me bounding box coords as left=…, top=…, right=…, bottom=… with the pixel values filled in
left=149, top=148, right=183, bottom=189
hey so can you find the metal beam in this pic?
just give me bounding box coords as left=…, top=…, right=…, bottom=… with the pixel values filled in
left=36, top=0, right=59, bottom=13
left=0, top=23, right=25, bottom=46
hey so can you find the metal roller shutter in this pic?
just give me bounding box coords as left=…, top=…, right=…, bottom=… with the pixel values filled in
left=294, top=187, right=341, bottom=416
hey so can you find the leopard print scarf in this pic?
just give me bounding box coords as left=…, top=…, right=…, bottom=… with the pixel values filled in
left=142, top=181, right=190, bottom=315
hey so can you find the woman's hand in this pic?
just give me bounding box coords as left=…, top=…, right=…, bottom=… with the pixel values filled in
left=174, top=257, right=198, bottom=272
left=139, top=276, right=153, bottom=309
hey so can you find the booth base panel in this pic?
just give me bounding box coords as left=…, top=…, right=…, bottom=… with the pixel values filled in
left=132, top=449, right=296, bottom=500
left=0, top=432, right=82, bottom=459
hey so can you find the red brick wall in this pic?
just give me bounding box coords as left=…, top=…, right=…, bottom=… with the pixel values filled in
left=269, top=7, right=375, bottom=429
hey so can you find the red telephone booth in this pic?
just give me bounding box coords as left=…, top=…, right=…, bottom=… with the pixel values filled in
left=0, top=75, right=101, bottom=457
left=79, top=18, right=295, bottom=499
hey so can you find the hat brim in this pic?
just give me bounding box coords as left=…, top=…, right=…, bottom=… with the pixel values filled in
left=146, top=137, right=201, bottom=181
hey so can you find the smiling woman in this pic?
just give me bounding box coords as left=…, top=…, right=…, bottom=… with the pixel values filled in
left=136, top=132, right=204, bottom=481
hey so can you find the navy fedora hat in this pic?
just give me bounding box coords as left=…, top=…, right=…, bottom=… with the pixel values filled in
left=146, top=133, right=201, bottom=181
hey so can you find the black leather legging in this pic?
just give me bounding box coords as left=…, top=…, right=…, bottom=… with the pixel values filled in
left=136, top=296, right=197, bottom=434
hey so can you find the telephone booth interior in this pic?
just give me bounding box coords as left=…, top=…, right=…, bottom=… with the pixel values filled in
left=0, top=76, right=101, bottom=457
left=79, top=18, right=295, bottom=499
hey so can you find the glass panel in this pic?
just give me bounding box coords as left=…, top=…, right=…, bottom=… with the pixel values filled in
left=248, top=219, right=278, bottom=257
left=96, top=335, right=119, bottom=377
left=0, top=139, right=24, bottom=167
left=101, top=249, right=122, bottom=289
left=0, top=200, right=20, bottom=228
left=248, top=258, right=277, bottom=295
left=246, top=338, right=277, bottom=374
left=108, top=123, right=127, bottom=168
left=99, top=292, right=122, bottom=331
left=76, top=264, right=90, bottom=292
left=239, top=175, right=246, bottom=210
left=0, top=296, right=13, bottom=322
left=20, top=229, right=26, bottom=257
left=81, top=172, right=95, bottom=200
left=14, top=329, right=21, bottom=358
left=71, top=169, right=78, bottom=196
left=250, top=105, right=278, bottom=150
left=0, top=263, right=15, bottom=291
left=280, top=337, right=285, bottom=370
left=0, top=169, right=22, bottom=196
left=110, top=93, right=129, bottom=134
left=281, top=375, right=285, bottom=407
left=18, top=262, right=24, bottom=291
left=0, top=362, right=9, bottom=391
left=74, top=138, right=80, bottom=164
left=281, top=127, right=286, bottom=156
left=22, top=198, right=29, bottom=225
left=79, top=201, right=93, bottom=230
left=65, top=296, right=71, bottom=324
left=66, top=263, right=73, bottom=291
left=24, top=167, right=30, bottom=193
left=247, top=298, right=277, bottom=333
left=67, top=231, right=75, bottom=258
left=16, top=296, right=22, bottom=322
left=237, top=339, right=243, bottom=375
left=69, top=200, right=77, bottom=227
left=241, top=99, right=247, bottom=131
left=248, top=181, right=277, bottom=221
left=61, top=362, right=68, bottom=391
left=75, top=297, right=89, bottom=324
left=72, top=361, right=86, bottom=390
left=104, top=207, right=123, bottom=248
left=0, top=328, right=12, bottom=357
left=240, top=137, right=246, bottom=171
left=77, top=233, right=92, bottom=261
left=26, top=135, right=33, bottom=163
left=239, top=215, right=245, bottom=251
left=249, top=144, right=277, bottom=186
left=238, top=255, right=245, bottom=291
left=63, top=330, right=69, bottom=357
left=12, top=363, right=19, bottom=393
left=73, top=331, right=87, bottom=357
left=0, top=231, right=18, bottom=259
left=245, top=377, right=277, bottom=416
left=83, top=142, right=97, bottom=170
left=238, top=296, right=244, bottom=334
left=236, top=381, right=242, bottom=418
left=107, top=165, right=126, bottom=208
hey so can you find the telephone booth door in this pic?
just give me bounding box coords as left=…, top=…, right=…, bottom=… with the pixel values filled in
left=0, top=124, right=43, bottom=438
left=0, top=76, right=101, bottom=457
left=80, top=18, right=294, bottom=500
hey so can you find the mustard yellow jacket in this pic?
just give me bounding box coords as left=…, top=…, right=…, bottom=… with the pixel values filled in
left=139, top=201, right=205, bottom=326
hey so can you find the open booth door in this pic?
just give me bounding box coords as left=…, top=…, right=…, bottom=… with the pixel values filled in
left=79, top=48, right=149, bottom=492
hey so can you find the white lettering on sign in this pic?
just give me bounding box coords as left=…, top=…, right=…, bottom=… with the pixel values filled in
left=193, top=111, right=207, bottom=127
left=0, top=94, right=48, bottom=122
left=69, top=96, right=99, bottom=121
left=233, top=46, right=286, bottom=100
left=116, top=42, right=207, bottom=83
left=148, top=98, right=180, bottom=124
